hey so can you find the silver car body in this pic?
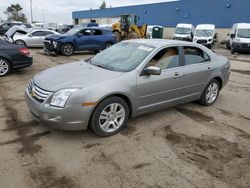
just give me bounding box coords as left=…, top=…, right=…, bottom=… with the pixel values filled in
left=25, top=39, right=230, bottom=130
left=14, top=29, right=59, bottom=47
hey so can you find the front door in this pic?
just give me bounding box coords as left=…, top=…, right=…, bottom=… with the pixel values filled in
left=136, top=46, right=184, bottom=113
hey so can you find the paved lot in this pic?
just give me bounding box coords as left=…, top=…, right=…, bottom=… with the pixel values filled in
left=0, top=48, right=250, bottom=188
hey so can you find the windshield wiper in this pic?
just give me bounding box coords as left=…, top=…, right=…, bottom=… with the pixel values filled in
left=94, top=64, right=114, bottom=71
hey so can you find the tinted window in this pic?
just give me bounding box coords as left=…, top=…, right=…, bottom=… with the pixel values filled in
left=148, top=47, right=179, bottom=70
left=43, top=31, right=54, bottom=36
left=80, top=29, right=92, bottom=36
left=31, top=31, right=43, bottom=36
left=184, top=47, right=210, bottom=65
left=93, top=29, right=102, bottom=35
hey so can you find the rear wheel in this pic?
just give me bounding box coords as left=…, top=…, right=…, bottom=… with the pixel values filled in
left=15, top=40, right=26, bottom=47
left=61, top=43, right=74, bottom=56
left=199, top=79, right=220, bottom=106
left=0, top=58, right=11, bottom=77
left=231, top=45, right=236, bottom=54
left=226, top=41, right=231, bottom=50
left=90, top=97, right=129, bottom=137
left=128, top=32, right=139, bottom=39
left=105, top=42, right=112, bottom=49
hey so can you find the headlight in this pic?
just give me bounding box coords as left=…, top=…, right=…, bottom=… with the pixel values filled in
left=52, top=41, right=58, bottom=48
left=50, top=89, right=79, bottom=108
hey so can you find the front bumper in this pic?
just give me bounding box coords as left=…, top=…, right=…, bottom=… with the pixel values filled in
left=25, top=88, right=92, bottom=131
left=233, top=42, right=250, bottom=53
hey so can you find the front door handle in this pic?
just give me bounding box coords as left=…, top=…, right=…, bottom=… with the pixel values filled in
left=173, top=72, right=181, bottom=78
left=206, top=67, right=212, bottom=72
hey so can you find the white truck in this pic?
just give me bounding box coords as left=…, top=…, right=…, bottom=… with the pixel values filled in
left=173, top=23, right=194, bottom=41
left=227, top=23, right=250, bottom=54
left=193, top=24, right=216, bottom=48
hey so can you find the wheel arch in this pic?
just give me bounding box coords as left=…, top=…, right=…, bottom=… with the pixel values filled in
left=213, top=77, right=223, bottom=90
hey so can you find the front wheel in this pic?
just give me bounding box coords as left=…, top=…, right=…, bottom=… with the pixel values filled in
left=61, top=43, right=74, bottom=56
left=90, top=97, right=129, bottom=137
left=199, top=79, right=220, bottom=106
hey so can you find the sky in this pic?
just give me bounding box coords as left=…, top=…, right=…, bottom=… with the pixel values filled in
left=0, top=0, right=175, bottom=24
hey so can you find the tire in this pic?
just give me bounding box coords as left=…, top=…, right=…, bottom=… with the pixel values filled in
left=104, top=42, right=112, bottom=49
left=226, top=41, right=231, bottom=50
left=199, top=79, right=220, bottom=106
left=231, top=46, right=235, bottom=54
left=61, top=43, right=74, bottom=56
left=128, top=32, right=139, bottom=39
left=15, top=40, right=26, bottom=47
left=0, top=58, right=11, bottom=77
left=114, top=31, right=122, bottom=42
left=90, top=96, right=129, bottom=137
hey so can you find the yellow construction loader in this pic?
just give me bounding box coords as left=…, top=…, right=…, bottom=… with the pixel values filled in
left=112, top=14, right=147, bottom=41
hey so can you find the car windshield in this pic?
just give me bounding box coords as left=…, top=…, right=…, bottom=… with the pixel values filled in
left=195, top=29, right=213, bottom=37
left=237, top=29, right=250, bottom=38
left=67, top=27, right=81, bottom=35
left=175, top=27, right=191, bottom=34
left=90, top=42, right=154, bottom=72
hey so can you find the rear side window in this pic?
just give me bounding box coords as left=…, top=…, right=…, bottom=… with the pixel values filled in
left=93, top=29, right=102, bottom=35
left=183, top=46, right=210, bottom=65
left=31, top=31, right=43, bottom=36
left=43, top=31, right=54, bottom=36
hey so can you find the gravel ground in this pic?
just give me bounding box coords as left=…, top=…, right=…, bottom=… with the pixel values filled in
left=0, top=48, right=250, bottom=188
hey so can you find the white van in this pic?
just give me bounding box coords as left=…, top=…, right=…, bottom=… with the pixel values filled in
left=228, top=23, right=250, bottom=54
left=173, top=23, right=194, bottom=41
left=193, top=24, right=216, bottom=48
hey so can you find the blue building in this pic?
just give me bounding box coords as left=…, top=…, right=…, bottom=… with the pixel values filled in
left=72, top=0, right=250, bottom=28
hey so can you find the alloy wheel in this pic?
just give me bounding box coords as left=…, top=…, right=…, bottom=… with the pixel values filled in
left=99, top=103, right=126, bottom=133
left=206, top=82, right=219, bottom=104
left=0, top=59, right=9, bottom=76
left=63, top=44, right=73, bottom=55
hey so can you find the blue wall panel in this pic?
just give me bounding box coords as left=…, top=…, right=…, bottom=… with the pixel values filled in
left=72, top=0, right=250, bottom=28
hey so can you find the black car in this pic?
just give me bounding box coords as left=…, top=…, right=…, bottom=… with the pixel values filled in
left=0, top=38, right=32, bottom=76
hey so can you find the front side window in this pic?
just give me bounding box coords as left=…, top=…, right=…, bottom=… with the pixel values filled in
left=80, top=29, right=91, bottom=36
left=91, top=42, right=154, bottom=72
left=184, top=46, right=210, bottom=65
left=148, top=47, right=179, bottom=70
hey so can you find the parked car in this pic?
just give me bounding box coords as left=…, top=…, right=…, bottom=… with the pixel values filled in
left=0, top=37, right=32, bottom=76
left=193, top=24, right=216, bottom=48
left=0, top=22, right=32, bottom=35
left=13, top=29, right=60, bottom=47
left=173, top=23, right=195, bottom=41
left=59, top=24, right=74, bottom=34
left=227, top=23, right=250, bottom=54
left=25, top=39, right=230, bottom=136
left=43, top=27, right=116, bottom=56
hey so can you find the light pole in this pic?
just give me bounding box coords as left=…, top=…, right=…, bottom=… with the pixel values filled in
left=30, top=0, right=33, bottom=23
left=42, top=9, right=45, bottom=23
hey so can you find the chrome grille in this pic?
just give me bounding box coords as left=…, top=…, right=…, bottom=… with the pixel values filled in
left=27, top=80, right=52, bottom=103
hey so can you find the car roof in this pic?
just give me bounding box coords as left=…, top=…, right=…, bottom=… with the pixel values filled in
left=125, top=39, right=195, bottom=48
left=196, top=24, right=215, bottom=30
left=235, top=23, right=250, bottom=29
left=176, top=23, right=193, bottom=28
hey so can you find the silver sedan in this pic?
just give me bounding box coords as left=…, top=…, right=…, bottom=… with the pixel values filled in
left=25, top=39, right=230, bottom=136
left=13, top=29, right=59, bottom=47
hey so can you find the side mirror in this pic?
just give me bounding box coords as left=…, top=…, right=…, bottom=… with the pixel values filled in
left=145, top=66, right=161, bottom=75
left=227, top=33, right=229, bottom=36
left=230, top=33, right=235, bottom=38
left=76, top=33, right=82, bottom=37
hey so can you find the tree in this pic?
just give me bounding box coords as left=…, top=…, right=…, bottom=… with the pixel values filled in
left=4, top=4, right=27, bottom=23
left=100, top=1, right=106, bottom=9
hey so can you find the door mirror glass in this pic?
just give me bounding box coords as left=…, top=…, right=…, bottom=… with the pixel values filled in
left=146, top=66, right=161, bottom=75
left=230, top=33, right=235, bottom=38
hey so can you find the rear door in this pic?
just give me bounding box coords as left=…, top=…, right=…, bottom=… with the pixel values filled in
left=136, top=46, right=184, bottom=113
left=180, top=46, right=212, bottom=99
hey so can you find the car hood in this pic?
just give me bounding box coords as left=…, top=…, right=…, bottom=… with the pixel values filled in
left=33, top=61, right=123, bottom=92
left=45, top=34, right=68, bottom=40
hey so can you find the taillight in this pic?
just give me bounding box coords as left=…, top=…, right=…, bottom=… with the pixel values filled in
left=18, top=47, right=30, bottom=56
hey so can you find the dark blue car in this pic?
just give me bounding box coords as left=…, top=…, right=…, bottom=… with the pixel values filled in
left=43, top=27, right=116, bottom=56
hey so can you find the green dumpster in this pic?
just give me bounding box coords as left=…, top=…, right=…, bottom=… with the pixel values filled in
left=152, top=26, right=164, bottom=38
